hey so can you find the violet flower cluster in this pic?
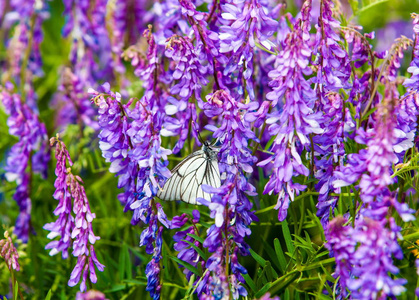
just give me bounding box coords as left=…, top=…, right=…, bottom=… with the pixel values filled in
left=54, top=0, right=115, bottom=130
left=0, top=84, right=49, bottom=243
left=261, top=0, right=323, bottom=221
left=44, top=137, right=104, bottom=292
left=91, top=78, right=171, bottom=298
left=196, top=89, right=258, bottom=299
left=312, top=0, right=353, bottom=227
left=1, top=1, right=50, bottom=243
left=326, top=216, right=407, bottom=299
left=219, top=0, right=278, bottom=100
left=324, top=14, right=419, bottom=297
left=0, top=231, right=20, bottom=272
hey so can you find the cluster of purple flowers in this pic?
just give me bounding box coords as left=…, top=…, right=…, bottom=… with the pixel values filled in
left=1, top=1, right=50, bottom=243
left=91, top=78, right=171, bottom=298
left=324, top=12, right=419, bottom=299
left=44, top=136, right=104, bottom=292
left=196, top=89, right=258, bottom=299
left=261, top=0, right=323, bottom=221
left=0, top=230, right=20, bottom=272
left=0, top=84, right=49, bottom=243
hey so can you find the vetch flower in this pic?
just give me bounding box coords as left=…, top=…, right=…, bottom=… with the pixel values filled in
left=45, top=137, right=104, bottom=292
left=199, top=89, right=258, bottom=298
left=163, top=35, right=208, bottom=153
left=0, top=231, right=20, bottom=272
left=326, top=215, right=407, bottom=298
left=313, top=93, right=350, bottom=227
left=173, top=210, right=204, bottom=280
left=347, top=217, right=407, bottom=299
left=313, top=0, right=351, bottom=92
left=92, top=70, right=171, bottom=300
left=219, top=0, right=278, bottom=99
left=325, top=216, right=355, bottom=296
left=1, top=84, right=49, bottom=242
left=75, top=290, right=108, bottom=300
left=261, top=0, right=324, bottom=221
left=54, top=68, right=99, bottom=130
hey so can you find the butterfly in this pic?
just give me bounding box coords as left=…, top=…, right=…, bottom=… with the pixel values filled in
left=157, top=140, right=221, bottom=204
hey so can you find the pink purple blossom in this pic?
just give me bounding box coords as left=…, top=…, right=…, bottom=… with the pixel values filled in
left=45, top=137, right=104, bottom=292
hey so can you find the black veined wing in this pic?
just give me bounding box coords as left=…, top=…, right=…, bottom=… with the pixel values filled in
left=157, top=141, right=221, bottom=204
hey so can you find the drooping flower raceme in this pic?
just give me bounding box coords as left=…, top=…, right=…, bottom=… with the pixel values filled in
left=219, top=0, right=278, bottom=99
left=260, top=0, right=323, bottom=221
left=54, top=0, right=112, bottom=129
left=0, top=231, right=20, bottom=272
left=312, top=0, right=353, bottom=227
left=44, top=136, right=104, bottom=292
left=404, top=13, right=419, bottom=91
left=91, top=80, right=172, bottom=299
left=198, top=89, right=258, bottom=299
left=314, top=93, right=352, bottom=227
left=1, top=84, right=49, bottom=243
left=326, top=215, right=407, bottom=298
left=328, top=33, right=416, bottom=297
left=163, top=34, right=208, bottom=153
left=313, top=0, right=351, bottom=93
left=91, top=30, right=173, bottom=300
left=54, top=67, right=99, bottom=130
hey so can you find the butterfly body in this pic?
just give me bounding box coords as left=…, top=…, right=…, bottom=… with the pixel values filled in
left=157, top=142, right=221, bottom=204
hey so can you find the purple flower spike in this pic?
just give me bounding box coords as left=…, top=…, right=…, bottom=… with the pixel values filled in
left=0, top=231, right=20, bottom=271
left=45, top=137, right=104, bottom=292
left=348, top=217, right=407, bottom=299
left=53, top=68, right=99, bottom=130
left=165, top=35, right=209, bottom=102
left=198, top=89, right=258, bottom=298
left=163, top=35, right=207, bottom=152
left=1, top=84, right=49, bottom=242
left=314, top=92, right=352, bottom=227
left=325, top=216, right=355, bottom=295
left=93, top=33, right=173, bottom=299
left=219, top=0, right=278, bottom=99
left=326, top=215, right=408, bottom=298
left=313, top=0, right=351, bottom=92
left=261, top=0, right=323, bottom=221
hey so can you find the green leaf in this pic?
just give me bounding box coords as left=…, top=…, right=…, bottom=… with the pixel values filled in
left=260, top=238, right=281, bottom=272
left=186, top=233, right=205, bottom=244
left=359, top=0, right=389, bottom=13
left=14, top=282, right=18, bottom=299
left=254, top=282, right=272, bottom=298
left=249, top=248, right=266, bottom=266
left=170, top=256, right=200, bottom=277
left=274, top=238, right=287, bottom=273
left=44, top=289, right=52, bottom=300
left=282, top=220, right=295, bottom=254
left=265, top=261, right=274, bottom=282
left=183, top=239, right=207, bottom=260
left=243, top=273, right=257, bottom=293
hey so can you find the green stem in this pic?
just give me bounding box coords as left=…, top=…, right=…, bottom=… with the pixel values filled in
left=256, top=192, right=319, bottom=215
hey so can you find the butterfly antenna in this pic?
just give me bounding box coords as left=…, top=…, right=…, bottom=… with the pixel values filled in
left=192, top=121, right=205, bottom=144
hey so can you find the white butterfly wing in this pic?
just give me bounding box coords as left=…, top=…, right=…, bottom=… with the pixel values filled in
left=157, top=147, right=221, bottom=204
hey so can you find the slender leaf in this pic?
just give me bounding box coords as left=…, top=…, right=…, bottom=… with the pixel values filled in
left=170, top=256, right=200, bottom=277
left=274, top=238, right=287, bottom=273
